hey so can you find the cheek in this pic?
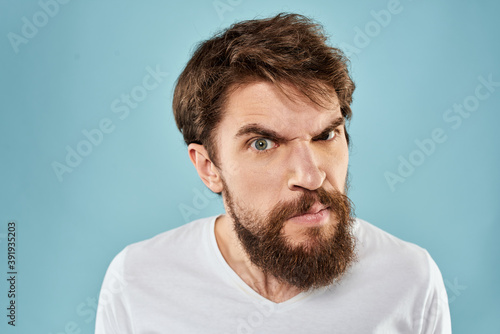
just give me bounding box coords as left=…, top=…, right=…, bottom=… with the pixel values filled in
left=323, top=147, right=349, bottom=190
left=225, top=160, right=284, bottom=208
left=338, top=153, right=349, bottom=190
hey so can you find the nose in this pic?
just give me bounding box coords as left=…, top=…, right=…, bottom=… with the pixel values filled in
left=286, top=142, right=326, bottom=191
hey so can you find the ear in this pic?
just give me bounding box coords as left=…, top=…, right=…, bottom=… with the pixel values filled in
left=188, top=143, right=223, bottom=193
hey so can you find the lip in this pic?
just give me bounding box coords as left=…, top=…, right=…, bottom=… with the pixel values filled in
left=288, top=203, right=330, bottom=226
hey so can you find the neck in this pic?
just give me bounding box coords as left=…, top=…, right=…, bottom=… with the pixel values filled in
left=214, top=214, right=303, bottom=303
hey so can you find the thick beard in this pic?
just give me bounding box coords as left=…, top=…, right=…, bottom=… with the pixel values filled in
left=223, top=183, right=357, bottom=291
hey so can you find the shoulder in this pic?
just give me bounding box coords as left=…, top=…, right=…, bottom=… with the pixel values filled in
left=339, top=219, right=451, bottom=332
left=106, top=216, right=217, bottom=276
left=355, top=217, right=429, bottom=257
left=128, top=215, right=214, bottom=252
left=353, top=218, right=440, bottom=282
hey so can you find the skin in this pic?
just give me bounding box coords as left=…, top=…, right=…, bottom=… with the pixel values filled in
left=188, top=81, right=349, bottom=303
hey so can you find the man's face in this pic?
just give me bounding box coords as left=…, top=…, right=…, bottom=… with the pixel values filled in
left=213, top=81, right=356, bottom=289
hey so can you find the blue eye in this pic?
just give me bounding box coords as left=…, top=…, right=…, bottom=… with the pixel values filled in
left=251, top=138, right=275, bottom=151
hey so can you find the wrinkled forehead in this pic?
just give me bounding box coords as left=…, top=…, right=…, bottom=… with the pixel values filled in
left=218, top=81, right=342, bottom=137
left=224, top=79, right=340, bottom=112
left=222, top=80, right=340, bottom=122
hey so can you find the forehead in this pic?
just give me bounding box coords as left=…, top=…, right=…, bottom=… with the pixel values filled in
left=220, top=81, right=341, bottom=135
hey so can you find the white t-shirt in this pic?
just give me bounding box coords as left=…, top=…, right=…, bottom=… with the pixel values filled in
left=95, top=216, right=452, bottom=333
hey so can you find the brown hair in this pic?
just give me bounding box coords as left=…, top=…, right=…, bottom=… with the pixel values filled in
left=172, top=13, right=355, bottom=165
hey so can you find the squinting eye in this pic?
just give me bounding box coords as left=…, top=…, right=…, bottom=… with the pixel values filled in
left=251, top=138, right=275, bottom=151
left=323, top=130, right=337, bottom=141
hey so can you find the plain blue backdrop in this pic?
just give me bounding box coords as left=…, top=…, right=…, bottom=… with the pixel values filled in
left=1, top=0, right=499, bottom=333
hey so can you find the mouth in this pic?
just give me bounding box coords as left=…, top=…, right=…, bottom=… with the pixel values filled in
left=288, top=203, right=330, bottom=226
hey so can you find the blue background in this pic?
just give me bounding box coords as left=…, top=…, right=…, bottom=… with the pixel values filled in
left=1, top=0, right=499, bottom=333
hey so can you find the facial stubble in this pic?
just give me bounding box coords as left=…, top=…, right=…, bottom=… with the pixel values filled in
left=223, top=182, right=357, bottom=291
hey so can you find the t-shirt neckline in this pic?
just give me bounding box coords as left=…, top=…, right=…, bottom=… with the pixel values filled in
left=206, top=215, right=326, bottom=308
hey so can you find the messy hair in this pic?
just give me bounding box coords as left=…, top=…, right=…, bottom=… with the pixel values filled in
left=173, top=13, right=355, bottom=165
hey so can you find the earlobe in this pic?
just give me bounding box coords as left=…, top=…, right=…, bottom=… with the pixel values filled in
left=188, top=143, right=223, bottom=193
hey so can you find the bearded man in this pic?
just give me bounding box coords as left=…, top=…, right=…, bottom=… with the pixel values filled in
left=96, top=13, right=451, bottom=333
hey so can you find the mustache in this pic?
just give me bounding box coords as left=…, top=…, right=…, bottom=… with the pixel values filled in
left=264, top=188, right=353, bottom=234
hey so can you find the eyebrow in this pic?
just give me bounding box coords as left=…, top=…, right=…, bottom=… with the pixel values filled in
left=235, top=124, right=285, bottom=142
left=234, top=117, right=345, bottom=142
left=311, top=117, right=345, bottom=140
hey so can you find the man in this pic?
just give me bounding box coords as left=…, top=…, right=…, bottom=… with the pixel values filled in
left=96, top=13, right=452, bottom=333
